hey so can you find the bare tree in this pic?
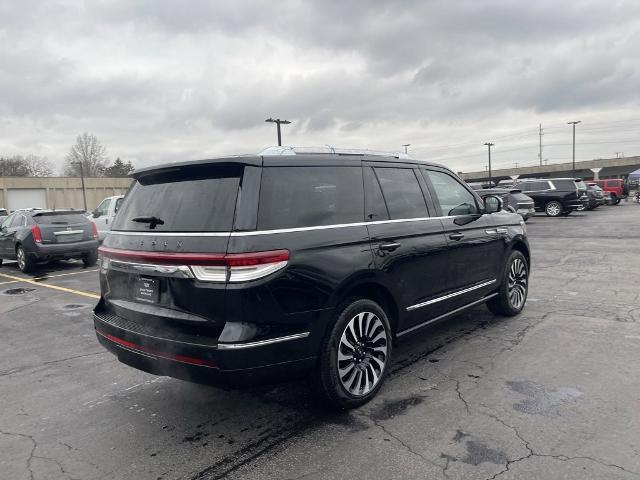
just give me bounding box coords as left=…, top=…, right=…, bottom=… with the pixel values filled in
left=0, top=155, right=54, bottom=176
left=64, top=133, right=109, bottom=177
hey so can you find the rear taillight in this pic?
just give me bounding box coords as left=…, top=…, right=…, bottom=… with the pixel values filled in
left=98, top=247, right=289, bottom=283
left=32, top=225, right=42, bottom=244
left=91, top=221, right=98, bottom=239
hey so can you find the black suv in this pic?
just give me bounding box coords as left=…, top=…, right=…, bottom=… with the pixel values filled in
left=512, top=178, right=588, bottom=217
left=94, top=148, right=530, bottom=408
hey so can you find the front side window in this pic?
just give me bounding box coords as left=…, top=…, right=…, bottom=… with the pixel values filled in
left=373, top=167, right=428, bottom=219
left=95, top=198, right=111, bottom=216
left=258, top=166, right=364, bottom=230
left=425, top=170, right=478, bottom=216
left=2, top=214, right=15, bottom=228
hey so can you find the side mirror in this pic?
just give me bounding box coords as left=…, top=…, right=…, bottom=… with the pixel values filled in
left=92, top=209, right=101, bottom=218
left=484, top=195, right=503, bottom=213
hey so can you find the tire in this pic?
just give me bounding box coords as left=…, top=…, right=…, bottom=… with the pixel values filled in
left=317, top=298, right=392, bottom=409
left=544, top=201, right=562, bottom=217
left=611, top=194, right=619, bottom=205
left=0, top=258, right=3, bottom=267
left=487, top=250, right=529, bottom=317
left=16, top=245, right=35, bottom=273
left=614, top=198, right=621, bottom=205
left=83, top=250, right=98, bottom=267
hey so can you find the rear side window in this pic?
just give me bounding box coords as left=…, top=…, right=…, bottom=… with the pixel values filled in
left=374, top=167, right=428, bottom=219
left=552, top=180, right=576, bottom=190
left=34, top=213, right=89, bottom=225
left=10, top=214, right=25, bottom=227
left=258, top=166, right=364, bottom=230
left=112, top=164, right=241, bottom=232
left=606, top=180, right=618, bottom=187
left=363, top=167, right=389, bottom=221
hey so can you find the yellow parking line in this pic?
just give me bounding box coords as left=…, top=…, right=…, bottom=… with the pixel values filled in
left=33, top=269, right=99, bottom=281
left=0, top=272, right=99, bottom=299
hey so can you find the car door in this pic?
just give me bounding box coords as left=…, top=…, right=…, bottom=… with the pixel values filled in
left=0, top=214, right=25, bottom=259
left=363, top=163, right=450, bottom=331
left=0, top=213, right=16, bottom=256
left=422, top=168, right=505, bottom=307
left=92, top=198, right=111, bottom=238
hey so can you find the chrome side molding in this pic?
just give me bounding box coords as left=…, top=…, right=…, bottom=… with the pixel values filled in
left=406, top=279, right=497, bottom=312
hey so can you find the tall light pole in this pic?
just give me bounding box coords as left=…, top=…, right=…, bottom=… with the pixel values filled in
left=402, top=143, right=410, bottom=154
left=265, top=118, right=291, bottom=146
left=568, top=121, right=581, bottom=176
left=71, top=161, right=87, bottom=211
left=484, top=142, right=494, bottom=186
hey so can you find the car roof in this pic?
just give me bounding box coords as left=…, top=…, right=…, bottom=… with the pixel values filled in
left=21, top=209, right=86, bottom=216
left=133, top=149, right=452, bottom=179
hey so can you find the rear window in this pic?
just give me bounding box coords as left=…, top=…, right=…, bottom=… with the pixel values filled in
left=34, top=213, right=89, bottom=225
left=257, top=166, right=364, bottom=230
left=606, top=180, right=619, bottom=187
left=112, top=164, right=241, bottom=232
left=575, top=180, right=587, bottom=190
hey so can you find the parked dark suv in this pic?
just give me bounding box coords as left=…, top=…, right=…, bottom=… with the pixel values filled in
left=94, top=148, right=530, bottom=408
left=0, top=209, right=99, bottom=272
left=513, top=178, right=588, bottom=217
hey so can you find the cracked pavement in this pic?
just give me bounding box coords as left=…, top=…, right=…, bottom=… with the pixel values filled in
left=1, top=203, right=639, bottom=479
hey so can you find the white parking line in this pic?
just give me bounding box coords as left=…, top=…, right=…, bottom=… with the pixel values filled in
left=34, top=269, right=99, bottom=280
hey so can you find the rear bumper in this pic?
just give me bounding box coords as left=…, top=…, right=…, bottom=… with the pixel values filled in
left=32, top=240, right=98, bottom=260
left=93, top=310, right=317, bottom=386
left=517, top=207, right=535, bottom=219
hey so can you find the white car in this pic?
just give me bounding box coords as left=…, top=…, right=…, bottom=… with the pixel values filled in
left=89, top=195, right=124, bottom=241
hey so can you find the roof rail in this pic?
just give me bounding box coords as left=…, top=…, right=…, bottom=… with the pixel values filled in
left=258, top=145, right=415, bottom=160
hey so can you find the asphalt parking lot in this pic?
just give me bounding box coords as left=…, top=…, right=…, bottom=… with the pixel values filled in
left=1, top=203, right=640, bottom=480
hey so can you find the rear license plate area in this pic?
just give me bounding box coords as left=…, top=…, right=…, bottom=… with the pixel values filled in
left=135, top=277, right=159, bottom=303
left=56, top=233, right=83, bottom=243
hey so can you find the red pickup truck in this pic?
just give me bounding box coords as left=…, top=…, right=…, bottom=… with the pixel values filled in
left=586, top=179, right=629, bottom=204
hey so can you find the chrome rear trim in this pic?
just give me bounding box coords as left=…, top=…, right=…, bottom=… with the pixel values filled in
left=107, top=259, right=194, bottom=278
left=54, top=230, right=84, bottom=235
left=406, top=279, right=497, bottom=312
left=217, top=332, right=310, bottom=350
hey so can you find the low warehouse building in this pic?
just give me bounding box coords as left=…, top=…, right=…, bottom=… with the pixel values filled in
left=0, top=177, right=132, bottom=212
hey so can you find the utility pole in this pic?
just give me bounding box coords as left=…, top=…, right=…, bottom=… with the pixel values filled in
left=71, top=161, right=87, bottom=211
left=538, top=124, right=544, bottom=166
left=402, top=144, right=410, bottom=154
left=513, top=162, right=519, bottom=169
left=484, top=142, right=494, bottom=186
left=568, top=120, right=581, bottom=176
left=265, top=118, right=291, bottom=146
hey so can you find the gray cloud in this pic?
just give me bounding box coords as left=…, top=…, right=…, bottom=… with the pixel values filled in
left=0, top=0, right=639, bottom=172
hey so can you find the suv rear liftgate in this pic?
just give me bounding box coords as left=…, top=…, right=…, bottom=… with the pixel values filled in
left=93, top=159, right=316, bottom=385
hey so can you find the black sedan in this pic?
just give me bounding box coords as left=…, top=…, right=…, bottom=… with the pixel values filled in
left=0, top=209, right=99, bottom=273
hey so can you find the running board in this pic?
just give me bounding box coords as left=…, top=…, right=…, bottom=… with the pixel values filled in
left=396, top=293, right=498, bottom=338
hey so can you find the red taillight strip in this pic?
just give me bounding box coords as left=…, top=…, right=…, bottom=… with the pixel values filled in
left=98, top=246, right=289, bottom=267
left=96, top=329, right=216, bottom=368
left=32, top=225, right=42, bottom=244
left=99, top=246, right=226, bottom=266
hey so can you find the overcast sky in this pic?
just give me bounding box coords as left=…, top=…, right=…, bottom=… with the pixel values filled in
left=1, top=0, right=639, bottom=174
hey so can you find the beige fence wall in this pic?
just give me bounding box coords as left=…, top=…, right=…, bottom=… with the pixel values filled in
left=0, top=177, right=132, bottom=211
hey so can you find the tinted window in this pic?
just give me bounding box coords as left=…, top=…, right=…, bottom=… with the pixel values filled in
left=374, top=167, right=428, bottom=219
left=10, top=214, right=25, bottom=228
left=364, top=167, right=389, bottom=221
left=1, top=214, right=14, bottom=228
left=552, top=180, right=578, bottom=191
left=113, top=164, right=241, bottom=232
left=258, top=166, right=364, bottom=230
left=114, top=197, right=123, bottom=213
left=34, top=213, right=89, bottom=225
left=425, top=170, right=478, bottom=216
left=606, top=180, right=618, bottom=187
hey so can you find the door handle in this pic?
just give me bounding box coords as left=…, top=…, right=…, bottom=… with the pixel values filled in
left=106, top=218, right=109, bottom=224
left=449, top=233, right=465, bottom=241
left=379, top=242, right=401, bottom=252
